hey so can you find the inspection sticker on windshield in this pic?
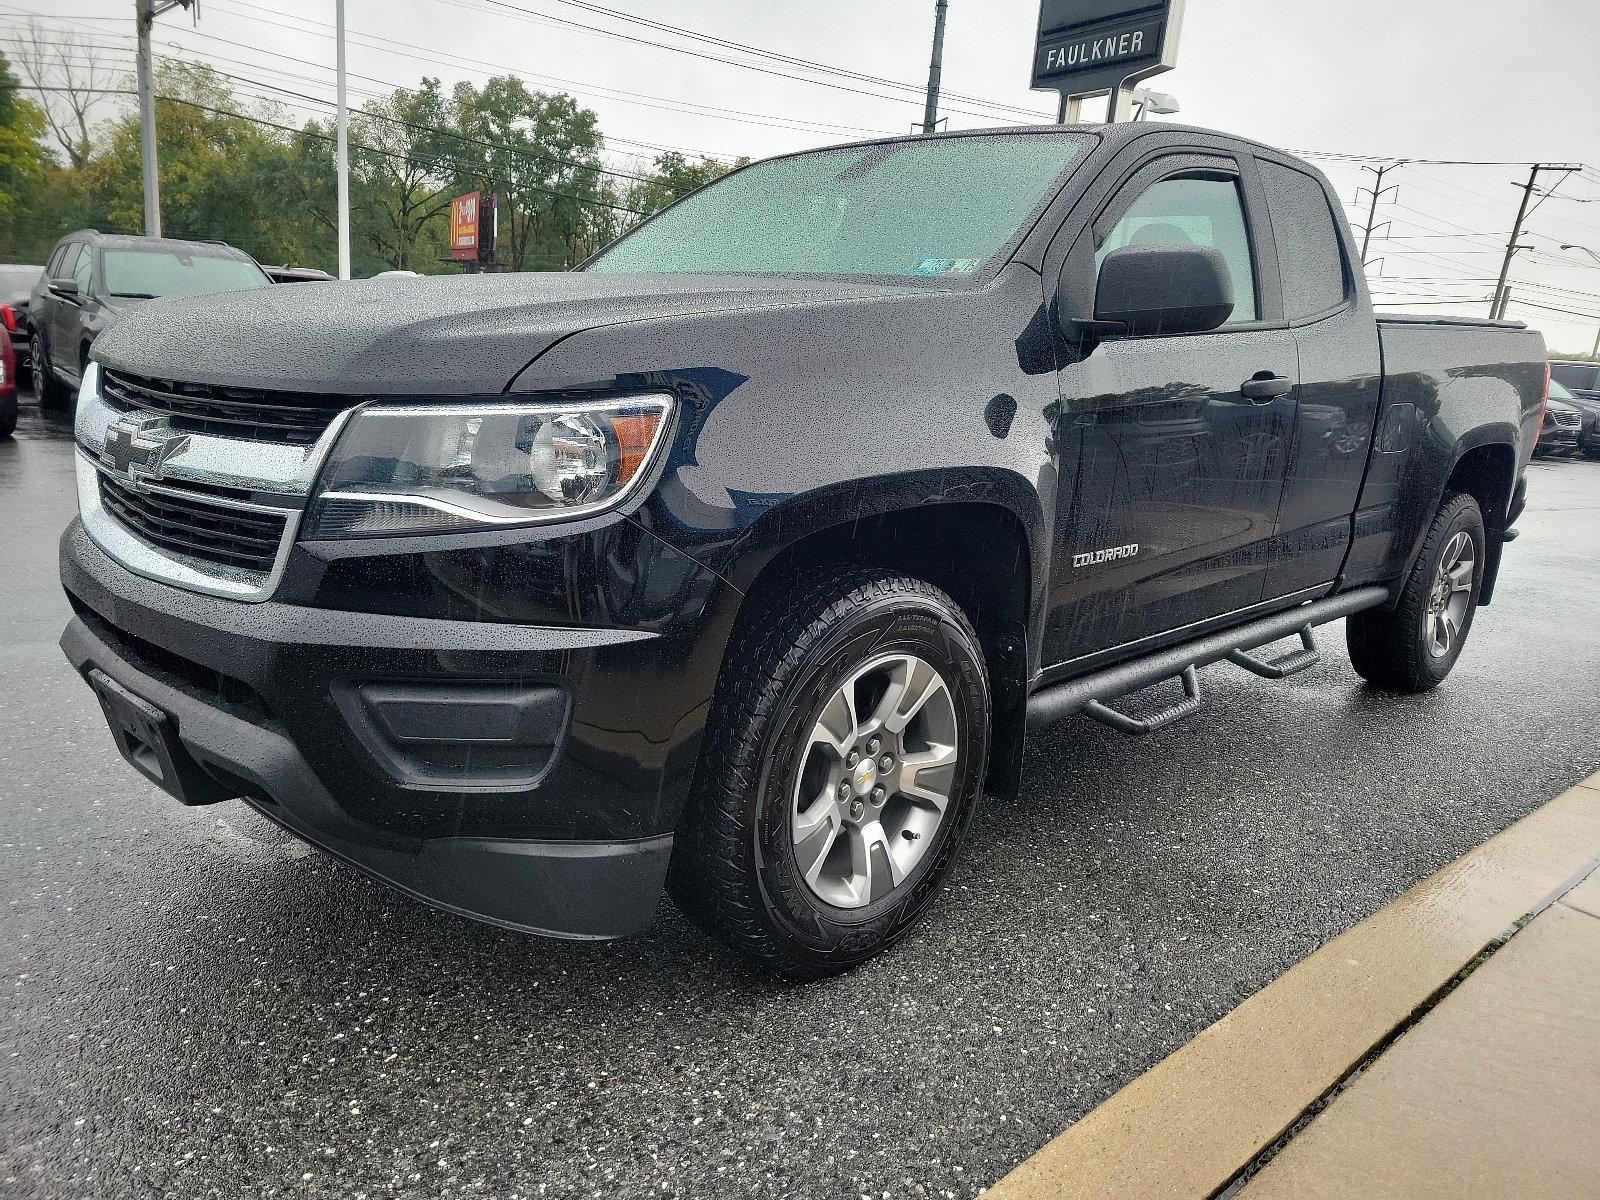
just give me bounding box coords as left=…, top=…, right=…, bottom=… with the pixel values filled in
left=912, top=257, right=980, bottom=276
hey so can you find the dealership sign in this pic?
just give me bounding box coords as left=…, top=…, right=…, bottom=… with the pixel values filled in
left=449, top=191, right=498, bottom=264
left=1031, top=0, right=1182, bottom=98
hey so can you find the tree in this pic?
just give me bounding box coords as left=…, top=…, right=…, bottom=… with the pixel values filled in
left=79, top=63, right=321, bottom=266
left=0, top=50, right=52, bottom=259
left=626, top=151, right=745, bottom=220
left=11, top=18, right=111, bottom=172
left=448, top=77, right=614, bottom=271
left=347, top=79, right=459, bottom=271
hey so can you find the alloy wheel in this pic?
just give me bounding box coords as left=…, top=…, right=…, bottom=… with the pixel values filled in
left=1424, top=530, right=1475, bottom=658
left=789, top=652, right=959, bottom=909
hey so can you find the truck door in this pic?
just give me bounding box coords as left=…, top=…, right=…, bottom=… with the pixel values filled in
left=1254, top=155, right=1383, bottom=599
left=1042, top=152, right=1300, bottom=667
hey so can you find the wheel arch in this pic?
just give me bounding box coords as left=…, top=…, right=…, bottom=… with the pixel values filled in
left=1441, top=438, right=1517, bottom=605
left=705, top=481, right=1046, bottom=801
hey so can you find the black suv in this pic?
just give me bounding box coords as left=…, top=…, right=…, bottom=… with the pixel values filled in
left=1549, top=360, right=1600, bottom=457
left=31, top=231, right=271, bottom=407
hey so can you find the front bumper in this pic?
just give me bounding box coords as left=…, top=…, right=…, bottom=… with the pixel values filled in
left=58, top=521, right=718, bottom=939
left=1536, top=427, right=1580, bottom=454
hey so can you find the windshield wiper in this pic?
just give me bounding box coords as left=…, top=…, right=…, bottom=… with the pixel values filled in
left=109, top=291, right=159, bottom=299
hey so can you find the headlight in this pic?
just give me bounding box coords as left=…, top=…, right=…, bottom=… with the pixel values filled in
left=303, top=395, right=673, bottom=538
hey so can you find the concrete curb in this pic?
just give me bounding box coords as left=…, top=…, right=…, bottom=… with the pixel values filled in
left=988, top=773, right=1600, bottom=1200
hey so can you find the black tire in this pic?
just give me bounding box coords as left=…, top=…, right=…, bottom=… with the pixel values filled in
left=1347, top=492, right=1485, bottom=693
left=669, top=569, right=991, bottom=980
left=0, top=390, right=15, bottom=439
left=32, top=332, right=71, bottom=409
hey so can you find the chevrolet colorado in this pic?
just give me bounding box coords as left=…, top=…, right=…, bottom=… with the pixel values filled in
left=60, top=124, right=1546, bottom=978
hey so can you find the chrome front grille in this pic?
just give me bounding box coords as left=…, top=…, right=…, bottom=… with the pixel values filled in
left=101, top=369, right=343, bottom=446
left=73, top=363, right=357, bottom=602
left=98, top=474, right=288, bottom=572
left=1550, top=407, right=1580, bottom=429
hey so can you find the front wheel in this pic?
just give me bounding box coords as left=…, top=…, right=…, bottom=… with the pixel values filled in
left=669, top=570, right=991, bottom=980
left=1347, top=492, right=1485, bottom=693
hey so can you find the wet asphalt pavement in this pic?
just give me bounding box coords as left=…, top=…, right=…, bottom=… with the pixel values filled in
left=4, top=390, right=1599, bottom=1200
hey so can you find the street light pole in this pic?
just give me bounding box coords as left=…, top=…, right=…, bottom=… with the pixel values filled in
left=336, top=0, right=351, bottom=279
left=921, top=0, right=948, bottom=135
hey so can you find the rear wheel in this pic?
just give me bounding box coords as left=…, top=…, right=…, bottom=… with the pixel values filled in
left=0, top=389, right=15, bottom=438
left=1347, top=492, right=1485, bottom=693
left=669, top=570, right=990, bottom=980
left=31, top=332, right=70, bottom=408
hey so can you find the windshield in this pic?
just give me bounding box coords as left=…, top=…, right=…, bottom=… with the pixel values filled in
left=1550, top=362, right=1599, bottom=392
left=1548, top=379, right=1574, bottom=402
left=101, top=248, right=270, bottom=299
left=587, top=134, right=1089, bottom=279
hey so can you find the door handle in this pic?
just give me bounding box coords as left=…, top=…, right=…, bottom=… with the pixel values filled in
left=1239, top=374, right=1293, bottom=402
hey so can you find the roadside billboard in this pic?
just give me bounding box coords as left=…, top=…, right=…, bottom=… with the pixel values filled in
left=449, top=191, right=498, bottom=264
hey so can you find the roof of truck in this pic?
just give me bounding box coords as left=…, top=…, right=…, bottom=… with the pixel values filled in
left=781, top=120, right=1303, bottom=165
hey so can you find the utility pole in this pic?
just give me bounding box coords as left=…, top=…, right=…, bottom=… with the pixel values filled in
left=1354, top=162, right=1400, bottom=267
left=134, top=0, right=193, bottom=237
left=921, top=0, right=947, bottom=134
left=336, top=0, right=351, bottom=279
left=135, top=0, right=159, bottom=237
left=1490, top=163, right=1581, bottom=319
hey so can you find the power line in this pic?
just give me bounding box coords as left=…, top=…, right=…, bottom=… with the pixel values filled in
left=0, top=7, right=887, bottom=146
left=0, top=36, right=662, bottom=186
left=18, top=84, right=646, bottom=216
left=458, top=0, right=1050, bottom=127
left=191, top=2, right=892, bottom=141
left=527, top=0, right=1049, bottom=120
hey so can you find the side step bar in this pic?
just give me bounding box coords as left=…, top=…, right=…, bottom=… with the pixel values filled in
left=1026, top=586, right=1388, bottom=734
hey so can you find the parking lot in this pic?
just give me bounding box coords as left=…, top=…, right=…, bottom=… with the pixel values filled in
left=4, top=391, right=1598, bottom=1200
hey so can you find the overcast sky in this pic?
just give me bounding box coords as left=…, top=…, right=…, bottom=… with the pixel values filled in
left=15, top=0, right=1600, bottom=350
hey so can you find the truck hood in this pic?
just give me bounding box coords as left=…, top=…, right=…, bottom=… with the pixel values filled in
left=90, top=271, right=915, bottom=395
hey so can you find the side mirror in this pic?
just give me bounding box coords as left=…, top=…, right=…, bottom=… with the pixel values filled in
left=48, top=278, right=80, bottom=302
left=1090, top=244, right=1235, bottom=338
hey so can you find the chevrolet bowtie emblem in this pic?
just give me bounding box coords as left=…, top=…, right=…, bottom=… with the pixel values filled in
left=100, top=414, right=191, bottom=485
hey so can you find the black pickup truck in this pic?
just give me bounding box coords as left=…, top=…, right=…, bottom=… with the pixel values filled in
left=60, top=124, right=1546, bottom=978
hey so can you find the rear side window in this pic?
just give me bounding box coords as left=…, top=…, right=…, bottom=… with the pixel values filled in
left=1260, top=161, right=1348, bottom=320
left=1097, top=176, right=1258, bottom=323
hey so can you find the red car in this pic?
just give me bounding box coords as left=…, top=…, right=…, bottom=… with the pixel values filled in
left=0, top=319, right=16, bottom=438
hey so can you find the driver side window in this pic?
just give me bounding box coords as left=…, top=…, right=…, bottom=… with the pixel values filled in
left=1096, top=176, right=1258, bottom=324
